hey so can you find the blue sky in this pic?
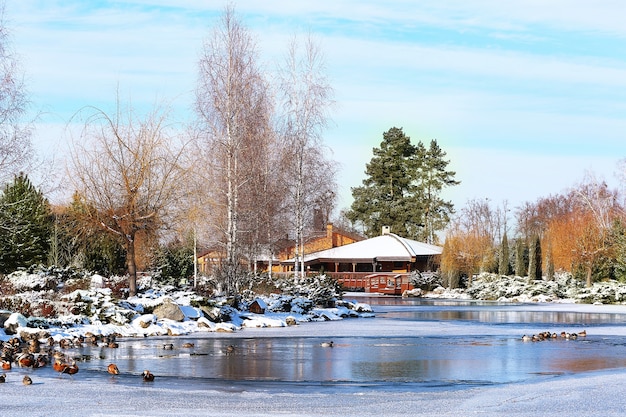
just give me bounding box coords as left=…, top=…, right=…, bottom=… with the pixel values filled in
left=9, top=1, right=626, bottom=213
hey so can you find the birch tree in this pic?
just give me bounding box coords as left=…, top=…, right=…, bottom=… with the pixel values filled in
left=68, top=101, right=187, bottom=297
left=195, top=5, right=273, bottom=294
left=0, top=3, right=32, bottom=183
left=277, top=35, right=335, bottom=279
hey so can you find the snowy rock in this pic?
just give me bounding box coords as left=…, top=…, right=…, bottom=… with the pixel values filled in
left=4, top=312, right=28, bottom=335
left=180, top=305, right=201, bottom=320
left=90, top=274, right=106, bottom=288
left=0, top=311, right=11, bottom=328
left=353, top=302, right=373, bottom=313
left=402, top=288, right=422, bottom=298
left=153, top=299, right=185, bottom=322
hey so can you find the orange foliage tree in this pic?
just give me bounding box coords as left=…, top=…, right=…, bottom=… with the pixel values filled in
left=441, top=225, right=493, bottom=288
left=544, top=179, right=619, bottom=286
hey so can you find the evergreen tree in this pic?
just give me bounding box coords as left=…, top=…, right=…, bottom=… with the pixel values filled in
left=418, top=139, right=460, bottom=243
left=498, top=232, right=510, bottom=276
left=347, top=127, right=458, bottom=242
left=611, top=219, right=626, bottom=282
left=0, top=173, right=52, bottom=273
left=528, top=235, right=542, bottom=280
left=514, top=239, right=526, bottom=277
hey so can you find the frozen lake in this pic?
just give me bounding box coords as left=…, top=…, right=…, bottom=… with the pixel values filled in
left=43, top=297, right=626, bottom=392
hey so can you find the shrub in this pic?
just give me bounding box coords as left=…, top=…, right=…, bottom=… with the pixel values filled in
left=409, top=271, right=442, bottom=291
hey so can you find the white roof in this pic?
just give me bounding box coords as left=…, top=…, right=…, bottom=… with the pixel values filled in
left=296, top=233, right=442, bottom=264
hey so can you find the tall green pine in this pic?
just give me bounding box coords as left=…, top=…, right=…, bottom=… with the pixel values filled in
left=514, top=239, right=526, bottom=277
left=528, top=235, right=542, bottom=280
left=347, top=127, right=458, bottom=242
left=0, top=173, right=52, bottom=273
left=498, top=232, right=510, bottom=276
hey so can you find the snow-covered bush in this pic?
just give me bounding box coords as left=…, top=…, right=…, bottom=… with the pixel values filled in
left=273, top=274, right=342, bottom=307
left=409, top=271, right=442, bottom=291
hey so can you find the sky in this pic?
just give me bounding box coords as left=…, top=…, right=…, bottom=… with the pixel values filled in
left=7, top=0, right=626, bottom=215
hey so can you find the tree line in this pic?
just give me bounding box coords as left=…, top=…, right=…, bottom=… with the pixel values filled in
left=440, top=175, right=626, bottom=288
left=0, top=5, right=336, bottom=297
left=2, top=2, right=625, bottom=297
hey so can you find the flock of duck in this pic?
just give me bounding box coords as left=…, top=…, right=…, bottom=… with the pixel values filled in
left=521, top=329, right=587, bottom=342
left=0, top=333, right=156, bottom=385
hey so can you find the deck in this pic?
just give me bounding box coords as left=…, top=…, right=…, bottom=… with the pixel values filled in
left=328, top=272, right=414, bottom=295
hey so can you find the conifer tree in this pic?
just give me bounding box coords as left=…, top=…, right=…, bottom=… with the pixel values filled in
left=514, top=239, right=526, bottom=277
left=528, top=235, right=542, bottom=280
left=498, top=232, right=510, bottom=276
left=0, top=173, right=52, bottom=272
left=347, top=127, right=458, bottom=242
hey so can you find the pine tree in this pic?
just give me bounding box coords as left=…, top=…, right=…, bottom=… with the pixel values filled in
left=0, top=173, right=52, bottom=273
left=347, top=127, right=458, bottom=242
left=528, top=235, right=542, bottom=280
left=514, top=239, right=526, bottom=277
left=498, top=232, right=510, bottom=276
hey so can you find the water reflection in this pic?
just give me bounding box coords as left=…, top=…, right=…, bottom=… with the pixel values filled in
left=62, top=299, right=626, bottom=390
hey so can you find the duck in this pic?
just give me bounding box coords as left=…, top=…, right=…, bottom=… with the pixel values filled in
left=17, top=352, right=35, bottom=368
left=22, top=375, right=32, bottom=385
left=225, top=345, right=236, bottom=355
left=107, top=363, right=120, bottom=375
left=108, top=341, right=119, bottom=348
left=0, top=373, right=5, bottom=383
left=521, top=335, right=532, bottom=342
left=182, top=342, right=194, bottom=348
left=56, top=360, right=78, bottom=377
left=59, top=338, right=72, bottom=349
left=63, top=361, right=79, bottom=376
left=163, top=343, right=174, bottom=350
left=1, top=360, right=11, bottom=370
left=321, top=341, right=334, bottom=348
left=578, top=330, right=587, bottom=337
left=53, top=360, right=68, bottom=374
left=142, top=370, right=155, bottom=382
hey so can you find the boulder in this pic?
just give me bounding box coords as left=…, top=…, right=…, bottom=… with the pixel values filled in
left=153, top=299, right=185, bottom=322
left=4, top=312, right=28, bottom=335
left=0, top=311, right=12, bottom=329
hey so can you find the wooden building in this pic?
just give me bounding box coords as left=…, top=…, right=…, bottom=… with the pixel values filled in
left=281, top=232, right=442, bottom=274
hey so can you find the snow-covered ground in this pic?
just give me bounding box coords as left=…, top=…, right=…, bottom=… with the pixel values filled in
left=4, top=270, right=626, bottom=416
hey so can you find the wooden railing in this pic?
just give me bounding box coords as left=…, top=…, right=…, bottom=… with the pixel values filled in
left=271, top=271, right=415, bottom=295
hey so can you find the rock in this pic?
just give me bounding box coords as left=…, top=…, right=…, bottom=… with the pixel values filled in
left=90, top=274, right=106, bottom=288
left=0, top=311, right=12, bottom=329
left=353, top=303, right=373, bottom=313
left=402, top=288, right=422, bottom=298
left=153, top=299, right=185, bottom=322
left=4, top=312, right=27, bottom=335
left=199, top=306, right=221, bottom=322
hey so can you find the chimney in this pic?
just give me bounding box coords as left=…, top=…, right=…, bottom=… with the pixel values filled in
left=381, top=225, right=391, bottom=235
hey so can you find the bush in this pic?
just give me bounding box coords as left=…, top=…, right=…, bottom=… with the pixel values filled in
left=409, top=271, right=442, bottom=291
left=273, top=274, right=342, bottom=307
